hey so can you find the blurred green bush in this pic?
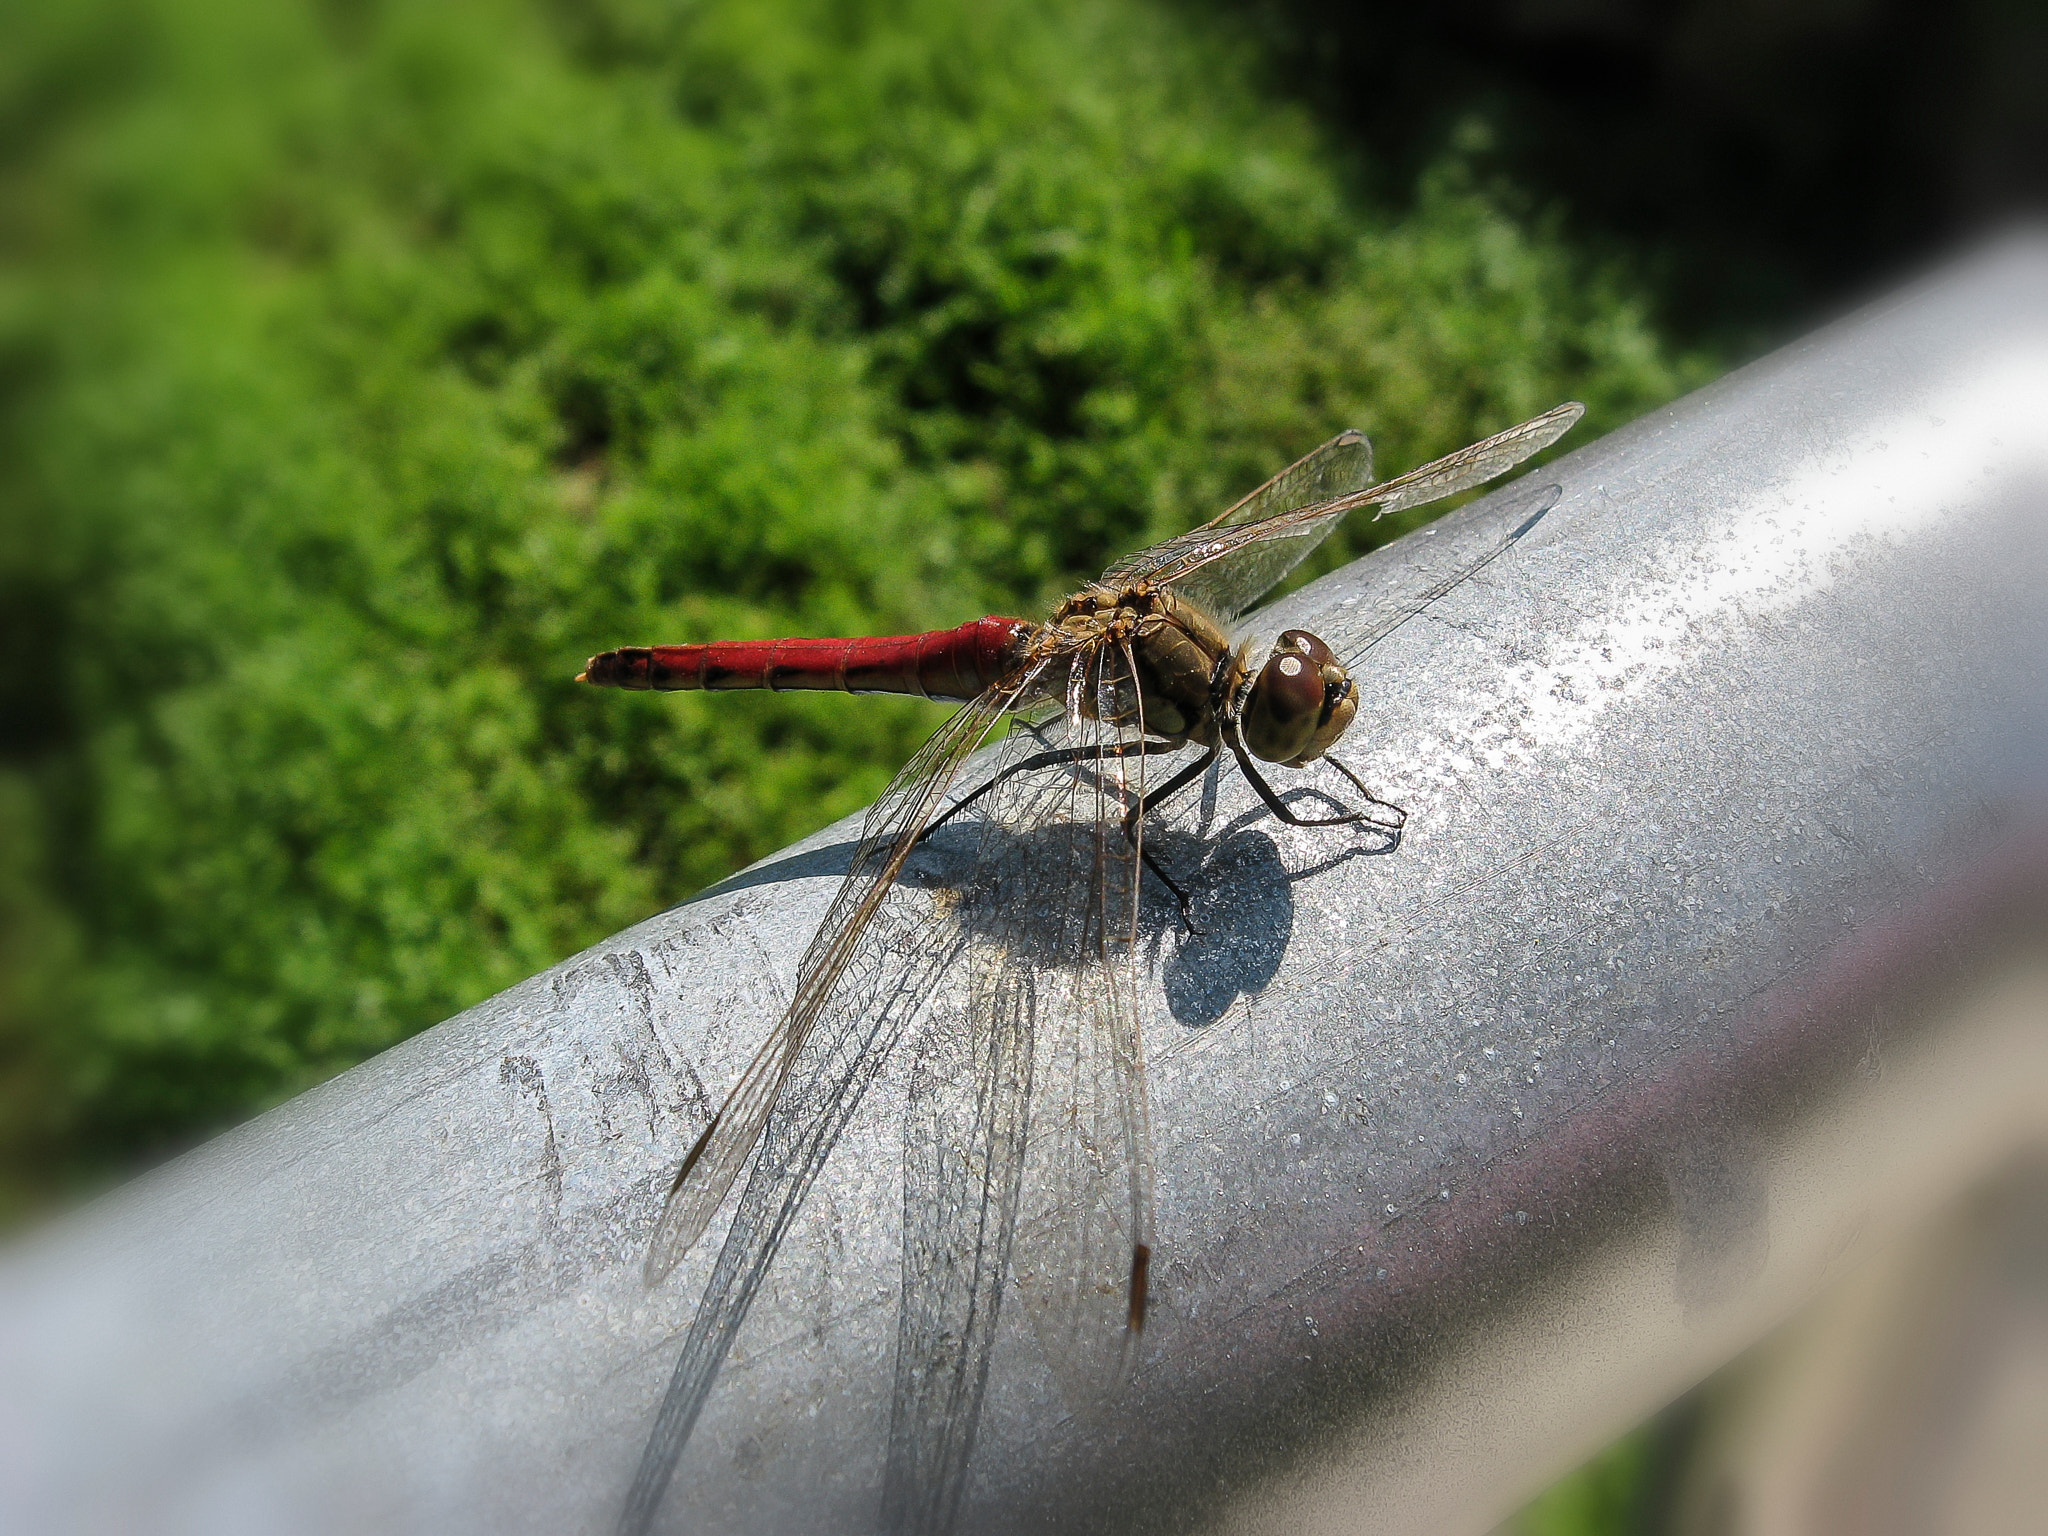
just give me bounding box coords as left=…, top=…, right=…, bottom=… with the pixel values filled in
left=0, top=0, right=1711, bottom=1204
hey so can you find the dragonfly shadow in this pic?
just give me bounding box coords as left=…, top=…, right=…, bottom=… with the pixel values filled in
left=893, top=758, right=1405, bottom=1028
left=688, top=774, right=1409, bottom=1064
left=681, top=769, right=1400, bottom=1035
left=1146, top=824, right=1291, bottom=1028
left=685, top=737, right=1410, bottom=923
left=679, top=836, right=864, bottom=913
left=1147, top=786, right=1401, bottom=1029
left=894, top=817, right=1177, bottom=964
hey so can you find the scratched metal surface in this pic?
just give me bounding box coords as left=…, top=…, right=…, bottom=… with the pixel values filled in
left=5, top=239, right=2048, bottom=1536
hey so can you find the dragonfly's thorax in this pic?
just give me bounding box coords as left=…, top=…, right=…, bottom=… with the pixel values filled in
left=1034, top=586, right=1358, bottom=764
left=1039, top=584, right=1236, bottom=745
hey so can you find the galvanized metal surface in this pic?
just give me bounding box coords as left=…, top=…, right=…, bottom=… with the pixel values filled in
left=5, top=238, right=2048, bottom=1536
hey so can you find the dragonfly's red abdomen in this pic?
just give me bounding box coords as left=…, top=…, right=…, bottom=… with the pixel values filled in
left=580, top=616, right=1034, bottom=703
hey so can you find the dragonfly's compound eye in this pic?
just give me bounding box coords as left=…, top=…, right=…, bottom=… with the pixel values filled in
left=1295, top=664, right=1358, bottom=765
left=1246, top=628, right=1357, bottom=766
left=1276, top=629, right=1336, bottom=669
left=1243, top=641, right=1330, bottom=764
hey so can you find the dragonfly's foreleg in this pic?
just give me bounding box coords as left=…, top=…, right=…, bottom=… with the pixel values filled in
left=1227, top=721, right=1402, bottom=832
left=1138, top=846, right=1194, bottom=931
left=1321, top=753, right=1407, bottom=833
left=1115, top=742, right=1221, bottom=932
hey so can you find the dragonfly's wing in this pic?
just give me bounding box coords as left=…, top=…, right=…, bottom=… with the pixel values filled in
left=619, top=673, right=1038, bottom=1536
left=1005, top=740, right=1157, bottom=1414
left=1335, top=480, right=1564, bottom=670
left=883, top=637, right=1159, bottom=1531
left=1139, top=403, right=1583, bottom=623
left=1101, top=429, right=1374, bottom=619
left=641, top=681, right=1021, bottom=1286
left=881, top=900, right=1035, bottom=1536
left=880, top=732, right=1054, bottom=1536
left=1007, top=645, right=1157, bottom=1406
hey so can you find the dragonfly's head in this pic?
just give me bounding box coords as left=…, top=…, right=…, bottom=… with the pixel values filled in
left=1241, top=629, right=1356, bottom=767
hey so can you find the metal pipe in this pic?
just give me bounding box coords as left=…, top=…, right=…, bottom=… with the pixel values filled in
left=5, top=237, right=2048, bottom=1536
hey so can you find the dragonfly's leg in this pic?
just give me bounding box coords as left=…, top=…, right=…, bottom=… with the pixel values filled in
left=1139, top=844, right=1196, bottom=930
left=1322, top=753, right=1407, bottom=833
left=1228, top=727, right=1372, bottom=829
left=1116, top=743, right=1219, bottom=931
left=915, top=746, right=1095, bottom=845
left=1115, top=743, right=1218, bottom=843
left=918, top=741, right=1185, bottom=844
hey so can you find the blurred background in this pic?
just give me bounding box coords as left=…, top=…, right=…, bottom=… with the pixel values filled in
left=0, top=1, right=2042, bottom=1530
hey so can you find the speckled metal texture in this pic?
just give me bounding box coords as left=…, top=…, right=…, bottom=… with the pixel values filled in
left=6, top=239, right=2048, bottom=1536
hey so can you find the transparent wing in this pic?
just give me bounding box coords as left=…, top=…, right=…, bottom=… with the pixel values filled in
left=639, top=682, right=1023, bottom=1287
left=883, top=636, right=1159, bottom=1531
left=881, top=903, right=1035, bottom=1536
left=1335, top=481, right=1564, bottom=670
left=1007, top=647, right=1156, bottom=1406
left=1100, top=429, right=1373, bottom=618
left=618, top=672, right=1038, bottom=1536
left=1131, top=403, right=1584, bottom=623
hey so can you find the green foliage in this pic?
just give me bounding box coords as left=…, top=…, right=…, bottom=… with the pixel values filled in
left=1509, top=1426, right=1661, bottom=1536
left=0, top=0, right=1712, bottom=1199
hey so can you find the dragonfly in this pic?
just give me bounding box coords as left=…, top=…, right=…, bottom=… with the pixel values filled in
left=586, top=401, right=1583, bottom=1535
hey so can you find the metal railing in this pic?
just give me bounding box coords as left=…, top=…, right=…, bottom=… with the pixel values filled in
left=4, top=237, right=2048, bottom=1536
